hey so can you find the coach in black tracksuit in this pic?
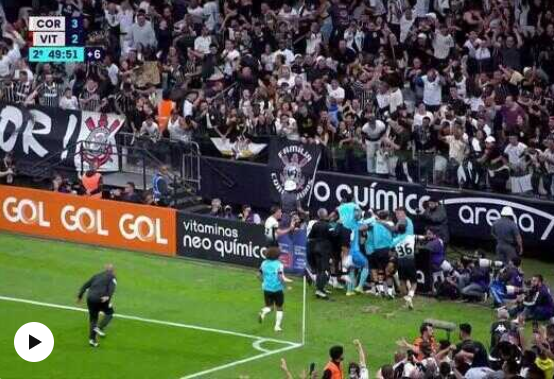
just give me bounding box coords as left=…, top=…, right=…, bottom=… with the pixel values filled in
left=308, top=209, right=335, bottom=299
left=77, top=264, right=117, bottom=347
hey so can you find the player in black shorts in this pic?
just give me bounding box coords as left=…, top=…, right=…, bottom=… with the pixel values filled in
left=258, top=247, right=292, bottom=332
left=329, top=216, right=351, bottom=289
left=391, top=222, right=417, bottom=309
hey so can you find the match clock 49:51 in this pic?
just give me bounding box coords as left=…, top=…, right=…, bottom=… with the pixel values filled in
left=29, top=47, right=84, bottom=63
left=29, top=47, right=105, bottom=63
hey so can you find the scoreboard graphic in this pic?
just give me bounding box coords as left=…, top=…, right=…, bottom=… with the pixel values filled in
left=28, top=16, right=105, bottom=63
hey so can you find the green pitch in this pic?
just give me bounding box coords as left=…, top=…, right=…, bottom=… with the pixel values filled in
left=0, top=232, right=549, bottom=378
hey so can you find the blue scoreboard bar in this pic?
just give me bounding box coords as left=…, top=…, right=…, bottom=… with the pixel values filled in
left=29, top=47, right=85, bottom=63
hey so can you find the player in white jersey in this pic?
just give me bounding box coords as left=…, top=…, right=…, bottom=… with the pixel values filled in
left=391, top=221, right=417, bottom=309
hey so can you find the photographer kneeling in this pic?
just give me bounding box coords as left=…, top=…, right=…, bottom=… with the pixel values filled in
left=509, top=275, right=554, bottom=324
left=460, top=260, right=490, bottom=302
left=490, top=257, right=524, bottom=308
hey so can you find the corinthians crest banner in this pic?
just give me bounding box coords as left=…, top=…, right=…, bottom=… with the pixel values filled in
left=74, top=112, right=124, bottom=172
left=268, top=138, right=322, bottom=204
left=0, top=102, right=124, bottom=172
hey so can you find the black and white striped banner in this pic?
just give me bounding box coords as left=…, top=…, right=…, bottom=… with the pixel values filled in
left=0, top=102, right=124, bottom=172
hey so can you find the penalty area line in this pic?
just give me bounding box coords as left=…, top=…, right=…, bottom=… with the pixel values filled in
left=0, top=295, right=298, bottom=348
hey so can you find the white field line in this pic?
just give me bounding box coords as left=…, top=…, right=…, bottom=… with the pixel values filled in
left=179, top=342, right=302, bottom=379
left=252, top=339, right=272, bottom=353
left=0, top=295, right=297, bottom=347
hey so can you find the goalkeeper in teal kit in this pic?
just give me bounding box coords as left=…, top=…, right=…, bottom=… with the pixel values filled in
left=345, top=210, right=370, bottom=296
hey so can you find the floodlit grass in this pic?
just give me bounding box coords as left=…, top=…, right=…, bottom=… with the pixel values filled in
left=0, top=232, right=550, bottom=378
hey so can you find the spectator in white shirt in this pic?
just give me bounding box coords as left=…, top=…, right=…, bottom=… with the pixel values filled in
left=389, top=87, right=404, bottom=114
left=105, top=55, right=119, bottom=87
left=419, top=69, right=445, bottom=111
left=413, top=103, right=435, bottom=128
left=273, top=40, right=295, bottom=66
left=277, top=66, right=296, bottom=88
left=129, top=10, right=157, bottom=50
left=344, top=22, right=364, bottom=52
left=222, top=40, right=240, bottom=76
left=375, top=82, right=391, bottom=115
left=362, top=115, right=388, bottom=173
left=504, top=134, right=528, bottom=172
left=183, top=92, right=197, bottom=118
left=400, top=8, right=415, bottom=43
left=140, top=116, right=160, bottom=141
left=169, top=115, right=196, bottom=143
left=105, top=2, right=121, bottom=30
left=306, top=22, right=323, bottom=55
left=275, top=114, right=300, bottom=141
left=432, top=24, right=454, bottom=62
left=441, top=124, right=468, bottom=166
left=327, top=79, right=345, bottom=103
left=167, top=112, right=181, bottom=139
left=59, top=88, right=79, bottom=110
left=264, top=206, right=282, bottom=245
left=194, top=26, right=212, bottom=55
left=119, top=1, right=135, bottom=52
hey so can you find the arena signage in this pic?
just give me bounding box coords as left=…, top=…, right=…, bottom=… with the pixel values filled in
left=176, top=212, right=309, bottom=275
left=0, top=102, right=124, bottom=172
left=176, top=212, right=268, bottom=267
left=308, top=176, right=554, bottom=247
left=0, top=186, right=176, bottom=256
left=441, top=196, right=554, bottom=244
left=310, top=180, right=430, bottom=215
left=198, top=158, right=554, bottom=249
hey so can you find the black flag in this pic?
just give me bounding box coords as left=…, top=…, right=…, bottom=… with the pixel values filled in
left=268, top=138, right=321, bottom=204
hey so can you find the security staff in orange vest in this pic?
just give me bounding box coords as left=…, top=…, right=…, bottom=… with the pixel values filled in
left=157, top=91, right=175, bottom=131
left=81, top=169, right=103, bottom=198
left=323, top=345, right=344, bottom=379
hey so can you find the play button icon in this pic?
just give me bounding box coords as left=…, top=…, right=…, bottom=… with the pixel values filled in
left=29, top=334, right=41, bottom=350
left=14, top=322, right=54, bottom=362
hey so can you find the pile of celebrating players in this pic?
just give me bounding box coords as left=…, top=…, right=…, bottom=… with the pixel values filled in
left=300, top=193, right=553, bottom=324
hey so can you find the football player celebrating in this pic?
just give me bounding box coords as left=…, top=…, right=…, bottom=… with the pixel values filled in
left=392, top=221, right=417, bottom=309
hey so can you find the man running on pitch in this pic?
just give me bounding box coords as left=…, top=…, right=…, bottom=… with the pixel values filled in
left=77, top=264, right=117, bottom=347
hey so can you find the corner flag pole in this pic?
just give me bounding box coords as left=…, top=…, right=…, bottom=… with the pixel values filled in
left=301, top=275, right=307, bottom=346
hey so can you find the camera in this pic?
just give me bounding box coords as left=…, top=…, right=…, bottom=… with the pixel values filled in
left=461, top=252, right=504, bottom=271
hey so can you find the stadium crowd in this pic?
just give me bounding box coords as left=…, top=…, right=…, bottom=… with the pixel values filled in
left=280, top=317, right=554, bottom=379
left=1, top=0, right=554, bottom=196
left=1, top=1, right=554, bottom=376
